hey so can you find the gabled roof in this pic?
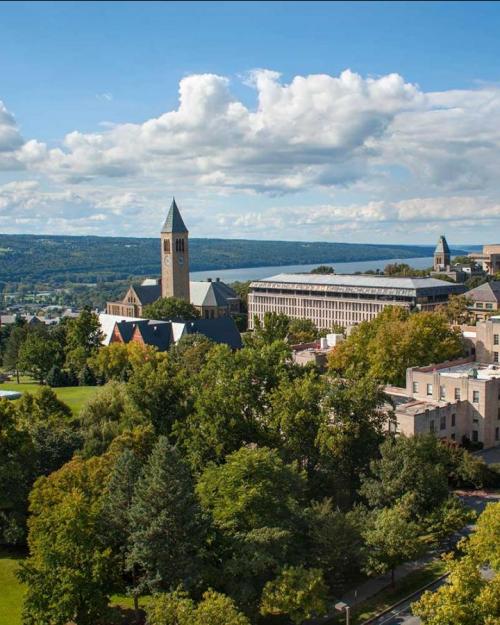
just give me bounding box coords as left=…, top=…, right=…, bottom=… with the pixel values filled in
left=467, top=281, right=500, bottom=303
left=131, top=284, right=161, bottom=305
left=189, top=280, right=239, bottom=308
left=135, top=321, right=173, bottom=351
left=161, top=198, right=188, bottom=233
left=186, top=316, right=242, bottom=349
left=434, top=235, right=450, bottom=256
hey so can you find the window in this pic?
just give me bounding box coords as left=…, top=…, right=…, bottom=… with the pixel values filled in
left=472, top=430, right=479, bottom=442
left=486, top=303, right=494, bottom=310
left=440, top=386, right=446, bottom=400
left=451, top=433, right=456, bottom=441
left=163, top=239, right=170, bottom=253
left=495, top=352, right=499, bottom=363
left=476, top=302, right=484, bottom=309
left=430, top=420, right=435, bottom=433
left=497, top=407, right=500, bottom=420
left=451, top=413, right=456, bottom=427
left=427, top=383, right=433, bottom=396
left=455, top=388, right=461, bottom=400
left=412, top=382, right=418, bottom=394
left=473, top=390, right=480, bottom=404
left=494, top=334, right=499, bottom=345
left=440, top=414, right=446, bottom=430
left=496, top=427, right=499, bottom=441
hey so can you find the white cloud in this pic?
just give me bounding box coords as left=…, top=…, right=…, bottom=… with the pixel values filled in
left=3, top=69, right=500, bottom=240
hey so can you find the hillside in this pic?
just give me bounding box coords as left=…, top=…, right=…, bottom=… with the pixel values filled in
left=0, top=233, right=466, bottom=285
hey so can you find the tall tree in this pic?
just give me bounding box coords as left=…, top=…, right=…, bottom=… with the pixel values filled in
left=65, top=307, right=103, bottom=373
left=127, top=437, right=206, bottom=595
left=18, top=455, right=118, bottom=625
left=363, top=498, right=424, bottom=586
left=143, top=296, right=200, bottom=321
left=18, top=329, right=61, bottom=384
left=3, top=322, right=27, bottom=382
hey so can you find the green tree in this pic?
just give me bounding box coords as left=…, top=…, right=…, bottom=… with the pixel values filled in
left=0, top=399, right=35, bottom=544
left=249, top=312, right=290, bottom=346
left=288, top=318, right=320, bottom=344
left=196, top=446, right=305, bottom=534
left=328, top=307, right=464, bottom=386
left=18, top=330, right=61, bottom=383
left=316, top=375, right=388, bottom=507
left=306, top=498, right=364, bottom=591
left=364, top=499, right=424, bottom=586
left=360, top=434, right=450, bottom=517
left=438, top=294, right=473, bottom=325
left=143, top=296, right=200, bottom=320
left=3, top=322, right=27, bottom=382
left=310, top=265, right=335, bottom=274
left=146, top=589, right=250, bottom=625
left=65, top=307, right=103, bottom=372
left=260, top=566, right=329, bottom=624
left=127, top=437, right=206, bottom=595
left=18, top=455, right=118, bottom=625
left=102, top=449, right=143, bottom=613
left=79, top=381, right=142, bottom=457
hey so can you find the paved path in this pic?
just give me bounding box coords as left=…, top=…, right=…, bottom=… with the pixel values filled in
left=336, top=491, right=500, bottom=623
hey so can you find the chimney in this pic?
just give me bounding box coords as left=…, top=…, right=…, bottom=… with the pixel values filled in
left=207, top=278, right=212, bottom=282
left=216, top=277, right=220, bottom=282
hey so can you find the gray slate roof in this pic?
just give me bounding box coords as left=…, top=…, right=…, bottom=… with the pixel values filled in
left=252, top=273, right=465, bottom=296
left=467, top=281, right=500, bottom=303
left=131, top=284, right=162, bottom=305
left=161, top=198, right=188, bottom=233
left=189, top=280, right=238, bottom=308
left=434, top=235, right=451, bottom=255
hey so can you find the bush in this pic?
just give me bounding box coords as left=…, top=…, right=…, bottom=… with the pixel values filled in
left=46, top=365, right=69, bottom=388
left=78, top=364, right=96, bottom=386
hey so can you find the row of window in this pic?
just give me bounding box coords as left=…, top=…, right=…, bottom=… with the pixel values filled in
left=474, top=302, right=495, bottom=309
left=412, top=381, right=481, bottom=403
left=163, top=238, right=186, bottom=253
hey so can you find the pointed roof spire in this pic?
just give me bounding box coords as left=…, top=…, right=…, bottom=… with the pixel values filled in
left=434, top=235, right=450, bottom=255
left=161, top=197, right=188, bottom=233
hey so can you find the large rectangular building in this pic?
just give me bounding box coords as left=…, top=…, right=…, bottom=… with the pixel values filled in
left=248, top=273, right=466, bottom=329
left=387, top=356, right=500, bottom=449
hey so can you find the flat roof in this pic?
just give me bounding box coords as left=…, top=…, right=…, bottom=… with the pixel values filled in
left=251, top=273, right=466, bottom=296
left=438, top=362, right=500, bottom=380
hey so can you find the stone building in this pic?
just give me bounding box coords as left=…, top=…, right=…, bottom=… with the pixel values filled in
left=106, top=199, right=240, bottom=319
left=386, top=356, right=500, bottom=449
left=465, top=281, right=500, bottom=320
left=468, top=244, right=500, bottom=276
left=248, top=273, right=466, bottom=330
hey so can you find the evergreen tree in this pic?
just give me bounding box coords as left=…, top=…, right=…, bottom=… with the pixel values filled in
left=127, top=437, right=206, bottom=594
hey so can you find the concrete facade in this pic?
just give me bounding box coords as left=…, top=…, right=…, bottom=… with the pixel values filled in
left=248, top=274, right=466, bottom=330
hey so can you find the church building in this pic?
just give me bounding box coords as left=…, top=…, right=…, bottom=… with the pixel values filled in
left=106, top=199, right=241, bottom=319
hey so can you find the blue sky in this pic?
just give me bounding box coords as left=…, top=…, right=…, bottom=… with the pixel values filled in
left=1, top=1, right=500, bottom=244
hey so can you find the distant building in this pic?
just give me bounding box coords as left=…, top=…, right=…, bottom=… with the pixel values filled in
left=468, top=244, right=500, bottom=276
left=430, top=234, right=484, bottom=283
left=466, top=281, right=500, bottom=320
left=433, top=235, right=451, bottom=272
left=291, top=333, right=344, bottom=370
left=106, top=199, right=240, bottom=319
left=248, top=273, right=466, bottom=330
left=386, top=356, right=500, bottom=449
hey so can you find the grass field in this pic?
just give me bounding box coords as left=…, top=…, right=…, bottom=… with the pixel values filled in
left=0, top=378, right=98, bottom=415
left=0, top=551, right=25, bottom=625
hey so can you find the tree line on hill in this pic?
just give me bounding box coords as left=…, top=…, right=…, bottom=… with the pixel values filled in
left=1, top=302, right=499, bottom=624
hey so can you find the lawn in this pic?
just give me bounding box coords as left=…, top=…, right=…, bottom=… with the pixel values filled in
left=0, top=377, right=98, bottom=415
left=0, top=550, right=25, bottom=625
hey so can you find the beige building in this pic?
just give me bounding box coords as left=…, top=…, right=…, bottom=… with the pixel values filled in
left=248, top=273, right=466, bottom=330
left=469, top=244, right=500, bottom=276
left=387, top=356, right=500, bottom=449
left=465, top=281, right=500, bottom=320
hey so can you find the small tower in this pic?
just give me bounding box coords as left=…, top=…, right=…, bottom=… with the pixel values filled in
left=161, top=198, right=190, bottom=302
left=434, top=235, right=451, bottom=272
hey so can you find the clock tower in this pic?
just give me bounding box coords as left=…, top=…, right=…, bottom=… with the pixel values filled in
left=161, top=198, right=190, bottom=302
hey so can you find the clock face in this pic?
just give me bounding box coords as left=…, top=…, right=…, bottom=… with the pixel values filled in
left=164, top=256, right=171, bottom=266
left=178, top=255, right=184, bottom=266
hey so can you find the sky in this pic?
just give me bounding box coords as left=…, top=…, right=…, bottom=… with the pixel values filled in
left=2, top=1, right=500, bottom=245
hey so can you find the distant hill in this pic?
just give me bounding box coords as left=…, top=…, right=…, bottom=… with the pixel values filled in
left=0, top=233, right=467, bottom=285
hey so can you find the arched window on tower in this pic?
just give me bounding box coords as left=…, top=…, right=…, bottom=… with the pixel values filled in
left=164, top=239, right=170, bottom=253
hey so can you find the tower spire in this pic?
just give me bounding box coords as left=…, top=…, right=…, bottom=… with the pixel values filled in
left=161, top=197, right=188, bottom=233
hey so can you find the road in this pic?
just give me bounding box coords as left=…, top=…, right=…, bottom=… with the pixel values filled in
left=365, top=576, right=448, bottom=625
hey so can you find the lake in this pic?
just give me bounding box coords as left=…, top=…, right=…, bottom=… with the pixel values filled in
left=190, top=256, right=436, bottom=283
